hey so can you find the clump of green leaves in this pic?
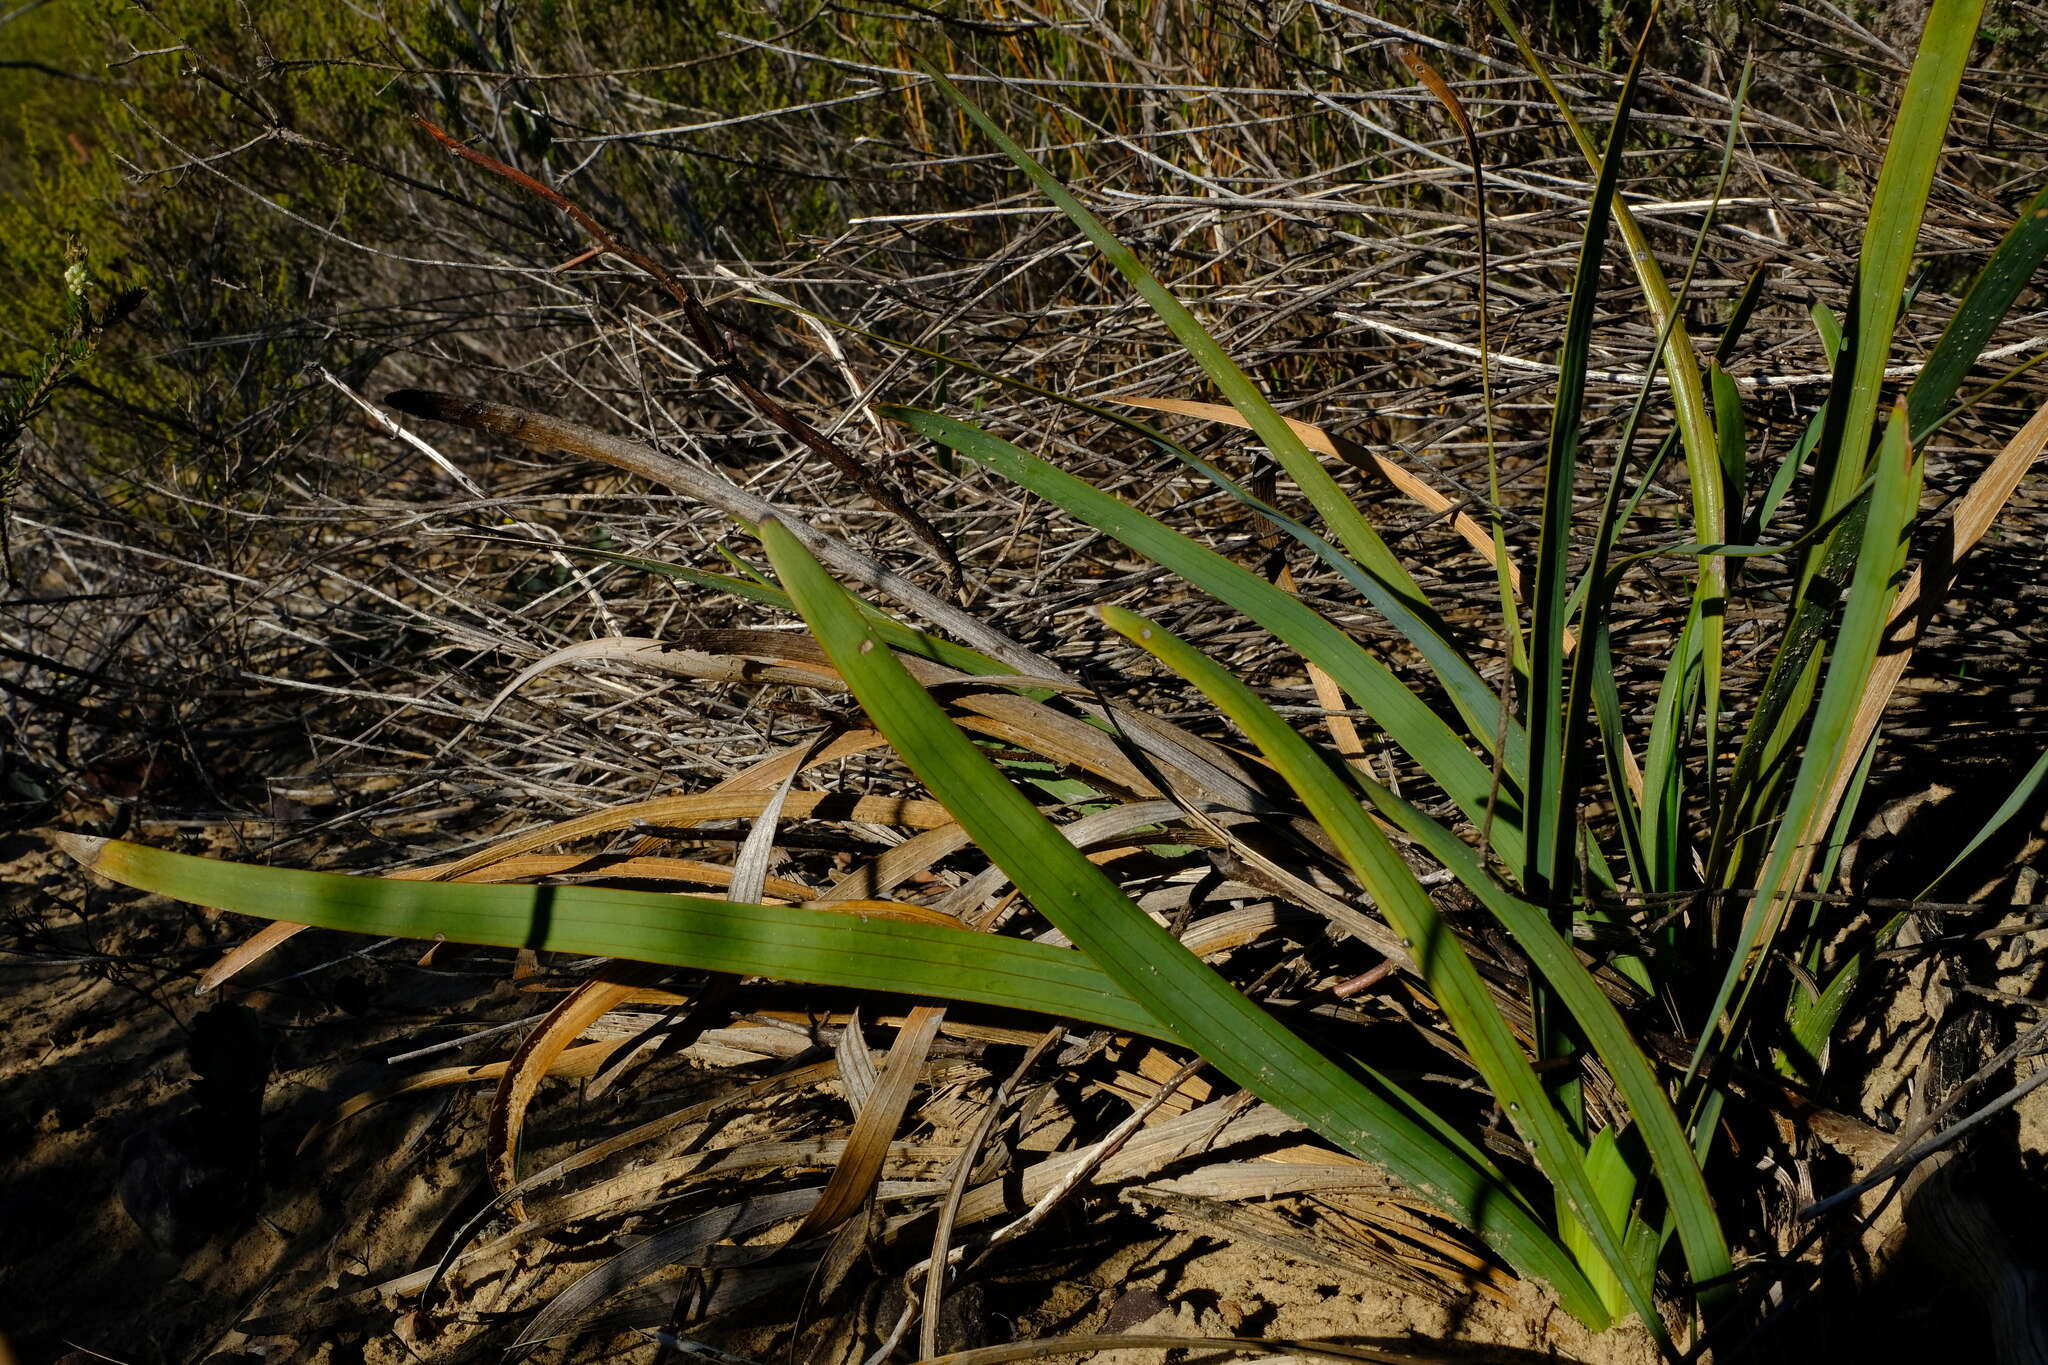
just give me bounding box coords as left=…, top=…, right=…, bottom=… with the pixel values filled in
left=60, top=0, right=2048, bottom=1352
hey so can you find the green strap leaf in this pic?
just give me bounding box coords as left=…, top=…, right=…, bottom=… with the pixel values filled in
left=755, top=519, right=1608, bottom=1328
left=1353, top=783, right=1732, bottom=1313
left=1827, top=0, right=1989, bottom=509
left=919, top=64, right=1444, bottom=634
left=1523, top=42, right=1644, bottom=903
left=891, top=405, right=1527, bottom=866
left=55, top=834, right=1173, bottom=1040
left=1099, top=604, right=1637, bottom=1329
left=1908, top=179, right=2048, bottom=435
left=1691, top=404, right=1923, bottom=1075
left=1714, top=3, right=1984, bottom=908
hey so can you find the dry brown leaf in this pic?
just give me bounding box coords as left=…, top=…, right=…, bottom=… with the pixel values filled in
left=1396, top=44, right=1473, bottom=136
left=793, top=1004, right=947, bottom=1240
left=433, top=852, right=816, bottom=901
left=487, top=966, right=667, bottom=1216
left=393, top=1060, right=849, bottom=1309
left=943, top=1100, right=1304, bottom=1230
left=425, top=1133, right=965, bottom=1300
left=1093, top=1045, right=1216, bottom=1116
left=1136, top=1161, right=1402, bottom=1202
left=476, top=636, right=839, bottom=728
left=818, top=822, right=974, bottom=903
left=197, top=918, right=310, bottom=994
left=1280, top=562, right=1372, bottom=773
left=904, top=1333, right=1464, bottom=1363
left=663, top=628, right=1167, bottom=800
left=626, top=728, right=893, bottom=862
left=297, top=1037, right=626, bottom=1154
left=403, top=789, right=958, bottom=883
left=738, top=1011, right=1046, bottom=1048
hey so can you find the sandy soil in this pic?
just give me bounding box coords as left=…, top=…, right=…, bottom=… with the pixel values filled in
left=0, top=823, right=1673, bottom=1365
left=4, top=791, right=2044, bottom=1365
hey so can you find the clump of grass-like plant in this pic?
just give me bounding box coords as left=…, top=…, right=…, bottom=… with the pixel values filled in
left=60, top=0, right=2048, bottom=1353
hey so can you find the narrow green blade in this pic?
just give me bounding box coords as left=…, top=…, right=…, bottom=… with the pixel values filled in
left=1691, top=405, right=1923, bottom=1074
left=1639, top=598, right=1709, bottom=892
left=1824, top=0, right=1988, bottom=512
left=1914, top=745, right=2048, bottom=899
left=55, top=835, right=1171, bottom=1039
left=920, top=66, right=1441, bottom=631
left=1100, top=605, right=1641, bottom=1329
left=1783, top=954, right=1863, bottom=1085
left=1712, top=362, right=1748, bottom=550
left=891, top=405, right=1526, bottom=866
left=1126, top=421, right=1512, bottom=752
left=1354, top=782, right=1733, bottom=1313
left=1715, top=6, right=1983, bottom=896
left=1524, top=48, right=1642, bottom=902
left=756, top=519, right=1607, bottom=1327
left=1482, top=0, right=1728, bottom=647
left=1908, top=179, right=2048, bottom=434
left=1562, top=1127, right=1639, bottom=1318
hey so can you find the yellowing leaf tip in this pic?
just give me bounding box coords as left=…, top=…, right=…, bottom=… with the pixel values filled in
left=51, top=831, right=109, bottom=868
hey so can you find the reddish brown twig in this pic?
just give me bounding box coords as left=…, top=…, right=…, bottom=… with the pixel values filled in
left=412, top=116, right=965, bottom=589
